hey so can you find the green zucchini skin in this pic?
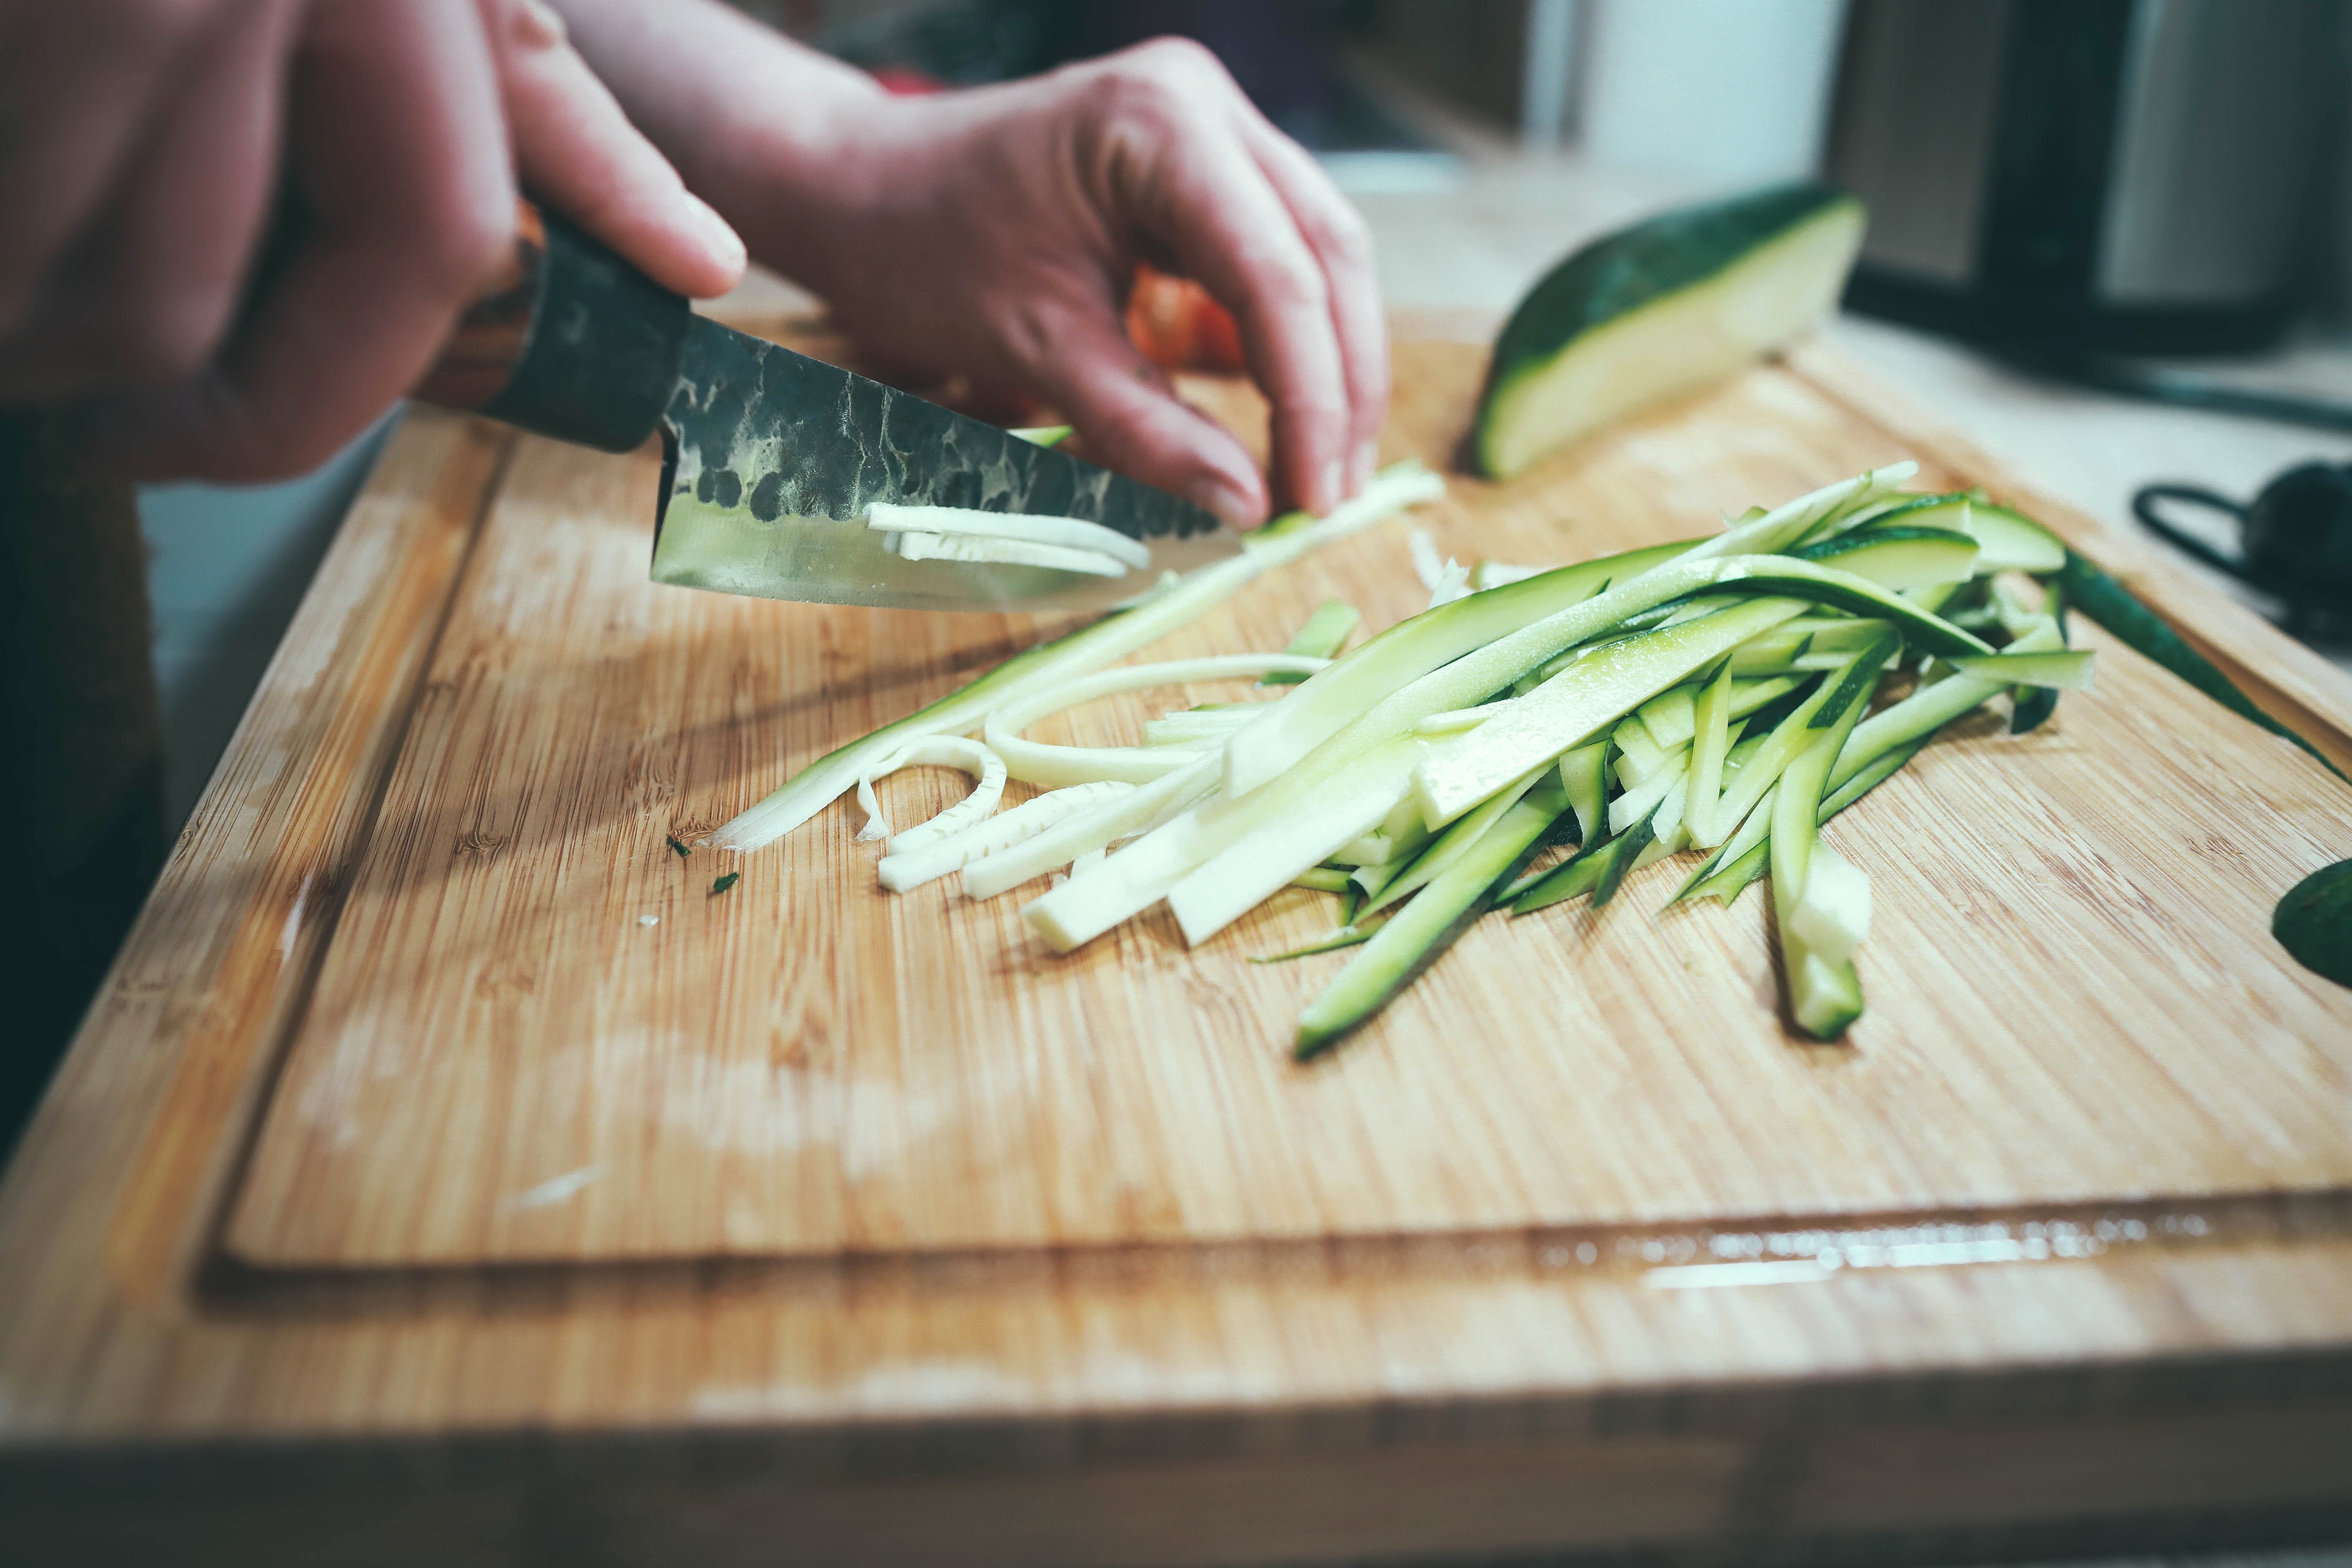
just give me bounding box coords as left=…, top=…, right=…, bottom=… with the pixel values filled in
left=1475, top=182, right=1865, bottom=479
left=2274, top=861, right=2352, bottom=988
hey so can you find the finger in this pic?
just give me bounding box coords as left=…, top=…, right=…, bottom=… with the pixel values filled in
left=0, top=0, right=300, bottom=402
left=1113, top=109, right=1351, bottom=516
left=91, top=0, right=518, bottom=481
left=1236, top=117, right=1388, bottom=496
left=0, top=0, right=226, bottom=336
left=481, top=0, right=744, bottom=299
left=1003, top=290, right=1268, bottom=526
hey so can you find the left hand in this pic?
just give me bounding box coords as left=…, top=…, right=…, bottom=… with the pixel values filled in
left=737, top=39, right=1388, bottom=527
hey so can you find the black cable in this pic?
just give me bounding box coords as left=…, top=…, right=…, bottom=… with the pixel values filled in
left=2129, top=483, right=2254, bottom=582
left=2006, top=344, right=2352, bottom=436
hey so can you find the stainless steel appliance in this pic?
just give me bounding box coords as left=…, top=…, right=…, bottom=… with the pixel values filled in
left=1827, top=0, right=2343, bottom=353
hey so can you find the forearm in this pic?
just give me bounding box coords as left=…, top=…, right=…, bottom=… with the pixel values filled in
left=548, top=0, right=886, bottom=292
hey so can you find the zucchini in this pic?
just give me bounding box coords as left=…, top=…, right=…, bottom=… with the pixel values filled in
left=1220, top=539, right=1694, bottom=798
left=1416, top=596, right=1810, bottom=827
left=1261, top=598, right=1361, bottom=685
left=1771, top=665, right=1881, bottom=1039
left=1475, top=182, right=1866, bottom=478
left=1789, top=526, right=1980, bottom=591
left=2052, top=549, right=2348, bottom=783
left=2274, top=861, right=2352, bottom=988
left=1295, top=795, right=1574, bottom=1058
left=1949, top=649, right=2096, bottom=691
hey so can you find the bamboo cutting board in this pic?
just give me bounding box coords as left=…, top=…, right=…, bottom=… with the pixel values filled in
left=9, top=313, right=2352, bottom=1567
left=215, top=322, right=2352, bottom=1270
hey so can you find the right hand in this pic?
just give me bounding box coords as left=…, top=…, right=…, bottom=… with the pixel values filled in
left=0, top=0, right=746, bottom=482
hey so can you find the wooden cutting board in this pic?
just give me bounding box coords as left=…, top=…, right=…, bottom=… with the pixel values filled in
left=6, top=313, right=2352, bottom=1567
left=215, top=324, right=2352, bottom=1270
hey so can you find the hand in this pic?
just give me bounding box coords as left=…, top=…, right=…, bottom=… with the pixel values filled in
left=740, top=40, right=1387, bottom=526
left=0, top=0, right=746, bottom=482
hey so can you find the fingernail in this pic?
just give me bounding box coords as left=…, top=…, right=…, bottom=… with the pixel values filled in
left=1189, top=475, right=1260, bottom=527
left=686, top=192, right=747, bottom=278
left=1318, top=459, right=1342, bottom=514
left=1351, top=439, right=1377, bottom=492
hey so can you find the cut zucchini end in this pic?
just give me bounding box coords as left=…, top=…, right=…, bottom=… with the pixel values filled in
left=1790, top=951, right=1865, bottom=1040
left=1476, top=186, right=1865, bottom=479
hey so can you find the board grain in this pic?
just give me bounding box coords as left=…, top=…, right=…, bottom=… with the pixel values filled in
left=216, top=329, right=2352, bottom=1270
left=6, top=315, right=2352, bottom=1567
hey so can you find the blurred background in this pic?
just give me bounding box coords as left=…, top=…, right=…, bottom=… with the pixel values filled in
left=12, top=0, right=2352, bottom=1146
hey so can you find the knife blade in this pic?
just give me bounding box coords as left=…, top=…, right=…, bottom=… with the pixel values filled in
left=415, top=200, right=1239, bottom=611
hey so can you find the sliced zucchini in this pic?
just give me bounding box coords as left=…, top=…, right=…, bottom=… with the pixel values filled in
left=1294, top=795, right=1573, bottom=1057
left=1790, top=526, right=1980, bottom=591
left=1950, top=649, right=2096, bottom=691
left=1261, top=598, right=1361, bottom=685
left=1475, top=183, right=1867, bottom=478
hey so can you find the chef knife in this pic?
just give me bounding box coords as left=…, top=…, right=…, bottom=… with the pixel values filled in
left=415, top=200, right=1237, bottom=612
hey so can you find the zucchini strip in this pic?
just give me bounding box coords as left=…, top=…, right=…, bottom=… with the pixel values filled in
left=1684, top=658, right=1736, bottom=848
left=1219, top=539, right=1695, bottom=798
left=1295, top=795, right=1574, bottom=1057
left=1414, top=596, right=1810, bottom=828
left=1770, top=675, right=1879, bottom=1038
left=865, top=500, right=1155, bottom=571
left=855, top=738, right=1006, bottom=848
left=2052, top=548, right=2349, bottom=782
left=877, top=781, right=1135, bottom=892
left=984, top=653, right=1327, bottom=788
left=1261, top=598, right=1362, bottom=685
left=713, top=460, right=1442, bottom=852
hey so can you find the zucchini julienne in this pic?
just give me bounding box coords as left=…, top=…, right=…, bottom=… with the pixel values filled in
left=732, top=458, right=2136, bottom=1056
left=1475, top=182, right=1867, bottom=479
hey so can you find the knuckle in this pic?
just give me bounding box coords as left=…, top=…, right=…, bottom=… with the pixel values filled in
left=1257, top=255, right=1328, bottom=316
left=1093, top=37, right=1229, bottom=119
left=413, top=190, right=517, bottom=302
left=102, top=286, right=231, bottom=384
left=1320, top=209, right=1375, bottom=269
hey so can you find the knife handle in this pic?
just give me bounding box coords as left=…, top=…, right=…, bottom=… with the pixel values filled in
left=413, top=198, right=690, bottom=453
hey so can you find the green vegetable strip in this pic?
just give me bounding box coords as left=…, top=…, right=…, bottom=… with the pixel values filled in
left=1771, top=672, right=1878, bottom=1039
left=1362, top=768, right=1549, bottom=917
left=1251, top=921, right=1384, bottom=964
left=2053, top=550, right=2347, bottom=783
left=1289, top=867, right=1354, bottom=893
left=2009, top=577, right=2065, bottom=735
left=1262, top=598, right=1363, bottom=685
left=1416, top=595, right=1810, bottom=826
left=1685, top=658, right=1735, bottom=847
left=1221, top=538, right=1694, bottom=798
left=1295, top=795, right=1574, bottom=1058
left=1557, top=741, right=1610, bottom=845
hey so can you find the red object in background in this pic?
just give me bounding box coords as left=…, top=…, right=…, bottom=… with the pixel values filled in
left=1126, top=262, right=1248, bottom=374
left=870, top=65, right=945, bottom=95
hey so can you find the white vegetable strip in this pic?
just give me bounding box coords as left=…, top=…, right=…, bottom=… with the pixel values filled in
left=1361, top=765, right=1545, bottom=918
left=877, top=781, right=1134, bottom=892
left=711, top=460, right=1442, bottom=853
left=1408, top=529, right=1448, bottom=590
left=1426, top=558, right=1471, bottom=609
left=866, top=501, right=1154, bottom=570
left=984, top=654, right=1327, bottom=788
left=1144, top=708, right=1263, bottom=745
left=889, top=531, right=1129, bottom=578
left=1147, top=738, right=1434, bottom=950
left=961, top=752, right=1222, bottom=901
left=854, top=738, right=1005, bottom=849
